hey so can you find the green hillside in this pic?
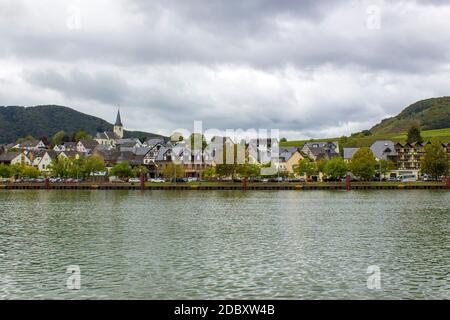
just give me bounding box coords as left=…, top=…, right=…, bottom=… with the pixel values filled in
left=0, top=105, right=165, bottom=143
left=370, top=97, right=450, bottom=134
left=281, top=127, right=450, bottom=149
left=283, top=97, right=450, bottom=149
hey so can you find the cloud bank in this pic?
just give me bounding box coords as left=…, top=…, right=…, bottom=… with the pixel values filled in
left=0, top=0, right=449, bottom=139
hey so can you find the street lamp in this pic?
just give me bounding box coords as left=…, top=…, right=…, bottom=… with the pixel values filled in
left=75, top=153, right=80, bottom=183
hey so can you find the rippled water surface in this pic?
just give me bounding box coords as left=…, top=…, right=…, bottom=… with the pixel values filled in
left=0, top=190, right=448, bottom=299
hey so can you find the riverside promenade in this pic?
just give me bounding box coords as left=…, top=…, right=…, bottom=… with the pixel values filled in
left=1, top=181, right=449, bottom=191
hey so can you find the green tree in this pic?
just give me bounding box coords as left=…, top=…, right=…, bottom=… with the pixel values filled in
left=52, top=130, right=65, bottom=146
left=377, top=159, right=395, bottom=179
left=214, top=143, right=242, bottom=178
left=132, top=165, right=149, bottom=178
left=10, top=163, right=24, bottom=178
left=16, top=135, right=35, bottom=144
left=316, top=159, right=328, bottom=173
left=407, top=124, right=423, bottom=144
left=0, top=163, right=12, bottom=178
left=280, top=137, right=287, bottom=143
left=236, top=163, right=260, bottom=179
left=110, top=161, right=133, bottom=178
left=69, top=155, right=85, bottom=179
left=73, top=130, right=91, bottom=142
left=294, top=158, right=318, bottom=178
left=324, top=157, right=348, bottom=180
left=83, top=155, right=106, bottom=178
left=420, top=138, right=449, bottom=179
left=349, top=147, right=377, bottom=180
left=202, top=167, right=216, bottom=180
left=162, top=163, right=184, bottom=180
left=21, top=166, right=41, bottom=178
left=50, top=157, right=74, bottom=178
left=215, top=164, right=236, bottom=178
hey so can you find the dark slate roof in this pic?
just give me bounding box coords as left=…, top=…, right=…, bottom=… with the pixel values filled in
left=370, top=140, right=397, bottom=159
left=303, top=141, right=339, bottom=150
left=278, top=147, right=299, bottom=162
left=96, top=131, right=120, bottom=140
left=115, top=109, right=123, bottom=126
left=32, top=150, right=58, bottom=159
left=145, top=138, right=166, bottom=148
left=19, top=140, right=41, bottom=148
left=0, top=152, right=22, bottom=162
left=155, top=146, right=171, bottom=161
left=343, top=147, right=359, bottom=159
left=134, top=147, right=152, bottom=156
left=79, top=139, right=99, bottom=149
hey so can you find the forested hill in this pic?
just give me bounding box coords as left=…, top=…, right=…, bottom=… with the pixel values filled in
left=0, top=105, right=165, bottom=143
left=370, top=97, right=450, bottom=134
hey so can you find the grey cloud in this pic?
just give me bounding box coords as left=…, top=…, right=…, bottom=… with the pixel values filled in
left=1, top=0, right=450, bottom=139
left=1, top=0, right=448, bottom=73
left=26, top=68, right=129, bottom=105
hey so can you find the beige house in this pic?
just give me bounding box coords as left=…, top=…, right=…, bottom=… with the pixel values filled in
left=276, top=148, right=304, bottom=174
left=0, top=152, right=31, bottom=166
left=31, top=151, right=57, bottom=172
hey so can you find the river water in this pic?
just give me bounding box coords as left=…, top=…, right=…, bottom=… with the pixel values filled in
left=0, top=190, right=448, bottom=299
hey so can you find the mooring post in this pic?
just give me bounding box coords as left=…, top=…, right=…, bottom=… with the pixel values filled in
left=140, top=172, right=145, bottom=191
left=446, top=176, right=450, bottom=189
left=345, top=175, right=351, bottom=191
left=44, top=177, right=49, bottom=190
left=243, top=177, right=248, bottom=191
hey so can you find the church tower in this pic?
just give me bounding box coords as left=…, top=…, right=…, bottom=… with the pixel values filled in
left=113, top=108, right=124, bottom=139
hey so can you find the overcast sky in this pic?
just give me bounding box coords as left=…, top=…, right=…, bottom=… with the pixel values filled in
left=0, top=0, right=449, bottom=139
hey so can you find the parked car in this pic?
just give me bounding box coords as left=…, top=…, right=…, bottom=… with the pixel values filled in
left=149, top=178, right=165, bottom=183
left=129, top=178, right=141, bottom=183
left=398, top=174, right=417, bottom=182
left=187, top=177, right=198, bottom=182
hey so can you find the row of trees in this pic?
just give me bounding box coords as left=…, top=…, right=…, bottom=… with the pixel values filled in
left=294, top=138, right=448, bottom=181
left=49, top=155, right=106, bottom=179
left=202, top=163, right=261, bottom=180
left=0, top=163, right=41, bottom=178
left=293, top=149, right=386, bottom=181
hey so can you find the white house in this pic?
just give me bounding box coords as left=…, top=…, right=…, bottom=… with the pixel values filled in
left=32, top=151, right=57, bottom=172
left=0, top=152, right=31, bottom=165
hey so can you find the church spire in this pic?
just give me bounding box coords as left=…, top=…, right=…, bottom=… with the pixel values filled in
left=115, top=107, right=123, bottom=127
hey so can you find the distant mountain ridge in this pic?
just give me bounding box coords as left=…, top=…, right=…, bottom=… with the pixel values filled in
left=0, top=105, right=165, bottom=143
left=370, top=97, right=450, bottom=134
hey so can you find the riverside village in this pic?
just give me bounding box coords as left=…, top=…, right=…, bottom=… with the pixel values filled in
left=0, top=108, right=449, bottom=189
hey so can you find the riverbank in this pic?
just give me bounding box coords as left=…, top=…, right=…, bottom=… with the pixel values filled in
left=1, top=181, right=449, bottom=190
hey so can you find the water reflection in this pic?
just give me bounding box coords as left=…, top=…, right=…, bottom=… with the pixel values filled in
left=0, top=190, right=448, bottom=299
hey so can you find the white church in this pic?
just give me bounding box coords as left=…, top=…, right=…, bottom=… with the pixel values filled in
left=94, top=109, right=124, bottom=146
